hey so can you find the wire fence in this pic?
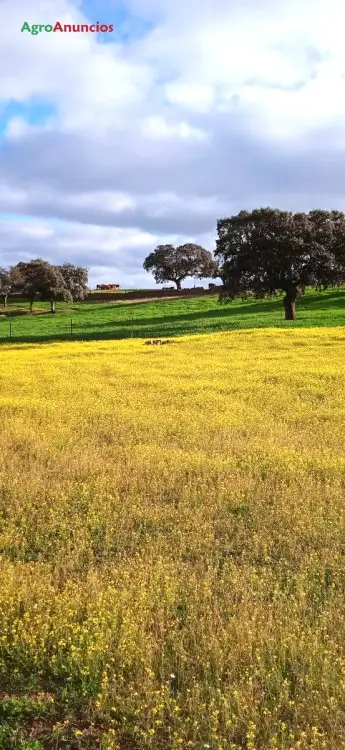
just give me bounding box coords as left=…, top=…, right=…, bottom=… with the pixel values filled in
left=0, top=316, right=209, bottom=343
left=0, top=308, right=308, bottom=345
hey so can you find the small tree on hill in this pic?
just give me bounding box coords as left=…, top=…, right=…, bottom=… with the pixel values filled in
left=8, top=264, right=26, bottom=295
left=143, top=243, right=218, bottom=290
left=15, top=259, right=72, bottom=313
left=13, top=262, right=37, bottom=310
left=0, top=268, right=11, bottom=307
left=57, top=263, right=89, bottom=300
left=0, top=265, right=29, bottom=307
left=215, top=207, right=345, bottom=320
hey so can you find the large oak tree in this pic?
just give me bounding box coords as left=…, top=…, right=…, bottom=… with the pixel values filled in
left=215, top=208, right=345, bottom=320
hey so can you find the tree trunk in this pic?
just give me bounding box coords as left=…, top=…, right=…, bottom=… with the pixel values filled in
left=3, top=294, right=7, bottom=308
left=175, top=280, right=182, bottom=290
left=283, top=292, right=297, bottom=320
left=30, top=299, right=34, bottom=312
left=51, top=299, right=56, bottom=314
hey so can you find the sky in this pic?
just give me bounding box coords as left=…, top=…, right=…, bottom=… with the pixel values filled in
left=0, top=0, right=345, bottom=289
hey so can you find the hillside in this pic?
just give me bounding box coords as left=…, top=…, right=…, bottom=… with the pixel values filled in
left=1, top=286, right=345, bottom=344
left=1, top=330, right=345, bottom=748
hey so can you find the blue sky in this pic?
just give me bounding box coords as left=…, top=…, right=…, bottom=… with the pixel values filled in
left=0, top=0, right=345, bottom=288
left=0, top=0, right=152, bottom=136
left=81, top=0, right=155, bottom=42
left=0, top=102, right=56, bottom=135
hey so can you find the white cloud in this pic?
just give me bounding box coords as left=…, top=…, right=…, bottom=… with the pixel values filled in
left=1, top=0, right=345, bottom=286
left=68, top=192, right=136, bottom=212
left=164, top=84, right=214, bottom=112
left=142, top=115, right=207, bottom=140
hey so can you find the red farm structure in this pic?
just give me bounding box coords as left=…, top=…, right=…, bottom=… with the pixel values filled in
left=96, top=284, right=120, bottom=290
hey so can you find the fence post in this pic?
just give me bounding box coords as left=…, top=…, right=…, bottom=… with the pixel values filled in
left=9, top=321, right=12, bottom=341
left=70, top=319, right=73, bottom=336
left=131, top=313, right=134, bottom=339
left=201, top=313, right=204, bottom=333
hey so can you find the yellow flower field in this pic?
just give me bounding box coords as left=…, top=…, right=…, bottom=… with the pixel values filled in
left=1, top=328, right=345, bottom=749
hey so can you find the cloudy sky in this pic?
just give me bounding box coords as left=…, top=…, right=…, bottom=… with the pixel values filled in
left=0, top=0, right=344, bottom=288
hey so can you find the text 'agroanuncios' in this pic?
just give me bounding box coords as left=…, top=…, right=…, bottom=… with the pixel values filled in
left=21, top=21, right=114, bottom=34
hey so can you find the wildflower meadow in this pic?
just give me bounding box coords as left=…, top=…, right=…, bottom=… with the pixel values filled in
left=1, top=328, right=345, bottom=749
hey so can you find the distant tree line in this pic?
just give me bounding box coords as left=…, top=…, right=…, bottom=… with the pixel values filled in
left=0, top=259, right=88, bottom=313
left=144, top=208, right=345, bottom=320
left=2, top=208, right=345, bottom=320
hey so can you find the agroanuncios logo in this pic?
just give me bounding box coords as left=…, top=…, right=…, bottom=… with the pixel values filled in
left=21, top=21, right=114, bottom=35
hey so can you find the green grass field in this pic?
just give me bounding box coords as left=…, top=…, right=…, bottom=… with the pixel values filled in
left=1, top=287, right=345, bottom=344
